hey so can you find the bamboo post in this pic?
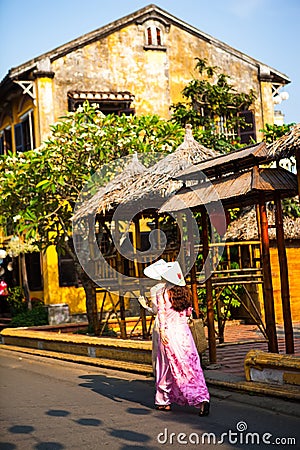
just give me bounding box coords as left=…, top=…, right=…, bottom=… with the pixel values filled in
left=258, top=195, right=278, bottom=353
left=177, top=212, right=186, bottom=274
left=274, top=194, right=294, bottom=354
left=115, top=220, right=127, bottom=339
left=201, top=208, right=217, bottom=363
left=134, top=217, right=148, bottom=339
left=186, top=210, right=200, bottom=318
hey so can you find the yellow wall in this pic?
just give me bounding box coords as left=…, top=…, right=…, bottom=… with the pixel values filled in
left=270, top=245, right=300, bottom=324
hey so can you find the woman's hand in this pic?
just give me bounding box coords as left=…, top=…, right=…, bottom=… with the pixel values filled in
left=160, top=329, right=169, bottom=345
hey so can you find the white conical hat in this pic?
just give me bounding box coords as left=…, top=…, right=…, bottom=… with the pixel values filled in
left=159, top=261, right=186, bottom=286
left=143, top=259, right=168, bottom=280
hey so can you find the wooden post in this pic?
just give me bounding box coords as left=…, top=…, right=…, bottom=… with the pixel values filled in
left=134, top=217, right=148, bottom=339
left=201, top=208, right=217, bottom=363
left=274, top=194, right=294, bottom=354
left=258, top=195, right=278, bottom=353
left=177, top=212, right=186, bottom=274
left=186, top=210, right=200, bottom=318
left=115, top=220, right=127, bottom=339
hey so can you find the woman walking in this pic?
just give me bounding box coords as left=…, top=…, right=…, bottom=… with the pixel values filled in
left=144, top=260, right=210, bottom=416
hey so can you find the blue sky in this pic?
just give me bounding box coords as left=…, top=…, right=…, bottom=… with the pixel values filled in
left=0, top=0, right=299, bottom=124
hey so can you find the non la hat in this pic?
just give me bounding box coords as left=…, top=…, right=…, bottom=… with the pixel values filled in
left=155, top=261, right=186, bottom=286
left=143, top=259, right=168, bottom=280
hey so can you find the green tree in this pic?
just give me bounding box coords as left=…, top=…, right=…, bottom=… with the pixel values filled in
left=171, top=58, right=256, bottom=152
left=0, top=102, right=185, bottom=334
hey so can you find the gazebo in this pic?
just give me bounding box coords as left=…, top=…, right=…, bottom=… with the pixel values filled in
left=160, top=125, right=300, bottom=361
left=73, top=125, right=219, bottom=337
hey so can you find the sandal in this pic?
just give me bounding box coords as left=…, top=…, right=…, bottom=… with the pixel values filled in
left=156, top=405, right=171, bottom=411
left=199, top=401, right=210, bottom=416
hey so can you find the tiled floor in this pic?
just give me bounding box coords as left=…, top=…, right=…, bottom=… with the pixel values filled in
left=205, top=323, right=300, bottom=377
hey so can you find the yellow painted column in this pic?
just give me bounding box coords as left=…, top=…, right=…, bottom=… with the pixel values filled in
left=34, top=67, right=55, bottom=145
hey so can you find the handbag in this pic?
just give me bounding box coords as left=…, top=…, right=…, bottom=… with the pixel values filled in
left=188, top=317, right=208, bottom=354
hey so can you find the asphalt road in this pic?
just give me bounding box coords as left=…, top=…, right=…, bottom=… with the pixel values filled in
left=0, top=348, right=299, bottom=450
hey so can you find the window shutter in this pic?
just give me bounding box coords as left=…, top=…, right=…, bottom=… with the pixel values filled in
left=238, top=110, right=256, bottom=144
left=58, top=254, right=78, bottom=287
left=25, top=252, right=43, bottom=291
left=14, top=123, right=24, bottom=152
left=0, top=134, right=3, bottom=155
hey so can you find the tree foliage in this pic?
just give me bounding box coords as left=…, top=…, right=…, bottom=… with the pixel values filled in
left=0, top=103, right=184, bottom=246
left=170, top=58, right=256, bottom=152
left=0, top=104, right=185, bottom=333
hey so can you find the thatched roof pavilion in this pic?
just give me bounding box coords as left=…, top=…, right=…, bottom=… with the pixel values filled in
left=159, top=125, right=300, bottom=358
left=265, top=123, right=300, bottom=160
left=177, top=123, right=300, bottom=182
left=226, top=203, right=300, bottom=241
left=73, top=152, right=146, bottom=221
left=118, top=124, right=220, bottom=207
left=160, top=166, right=298, bottom=212
left=73, top=124, right=220, bottom=220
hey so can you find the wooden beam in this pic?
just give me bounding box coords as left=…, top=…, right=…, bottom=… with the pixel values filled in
left=201, top=208, right=217, bottom=363
left=134, top=217, right=148, bottom=339
left=186, top=210, right=200, bottom=318
left=115, top=220, right=127, bottom=339
left=258, top=195, right=278, bottom=353
left=274, top=194, right=294, bottom=354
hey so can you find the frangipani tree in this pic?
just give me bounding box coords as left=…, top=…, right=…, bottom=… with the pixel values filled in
left=0, top=102, right=184, bottom=334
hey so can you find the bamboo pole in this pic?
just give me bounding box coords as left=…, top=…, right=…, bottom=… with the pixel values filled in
left=274, top=194, right=294, bottom=354
left=115, top=220, right=127, bottom=339
left=134, top=217, right=148, bottom=339
left=201, top=208, right=217, bottom=363
left=186, top=210, right=200, bottom=318
left=258, top=195, right=278, bottom=353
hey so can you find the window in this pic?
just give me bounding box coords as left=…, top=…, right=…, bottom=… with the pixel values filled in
left=0, top=127, right=12, bottom=155
left=68, top=91, right=135, bottom=116
left=58, top=239, right=81, bottom=287
left=58, top=252, right=78, bottom=287
left=14, top=110, right=35, bottom=152
left=238, top=110, right=256, bottom=144
left=210, top=110, right=256, bottom=145
left=25, top=252, right=43, bottom=291
left=147, top=27, right=152, bottom=45
left=145, top=25, right=165, bottom=47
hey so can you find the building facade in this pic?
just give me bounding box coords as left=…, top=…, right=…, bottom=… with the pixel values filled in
left=0, top=4, right=291, bottom=317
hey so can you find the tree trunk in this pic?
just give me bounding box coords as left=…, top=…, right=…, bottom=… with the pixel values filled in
left=63, top=242, right=100, bottom=335
left=81, top=273, right=100, bottom=335
left=20, top=252, right=32, bottom=310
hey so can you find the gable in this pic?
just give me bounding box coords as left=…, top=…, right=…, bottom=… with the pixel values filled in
left=1, top=4, right=290, bottom=85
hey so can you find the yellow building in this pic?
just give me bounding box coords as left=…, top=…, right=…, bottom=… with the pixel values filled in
left=0, top=4, right=291, bottom=318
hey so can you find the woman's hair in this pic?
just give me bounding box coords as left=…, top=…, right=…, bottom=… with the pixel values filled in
left=167, top=284, right=192, bottom=312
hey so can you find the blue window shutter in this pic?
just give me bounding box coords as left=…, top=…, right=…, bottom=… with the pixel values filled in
left=14, top=123, right=24, bottom=152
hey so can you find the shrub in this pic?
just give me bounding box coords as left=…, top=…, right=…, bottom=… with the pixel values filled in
left=10, top=305, right=48, bottom=327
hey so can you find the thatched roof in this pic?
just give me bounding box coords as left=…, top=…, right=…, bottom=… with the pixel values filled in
left=225, top=203, right=300, bottom=241
left=73, top=125, right=220, bottom=220
left=121, top=124, right=220, bottom=205
left=72, top=153, right=146, bottom=220
left=176, top=123, right=300, bottom=181
left=266, top=123, right=300, bottom=160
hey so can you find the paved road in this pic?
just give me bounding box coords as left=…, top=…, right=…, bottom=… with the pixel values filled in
left=0, top=348, right=299, bottom=450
